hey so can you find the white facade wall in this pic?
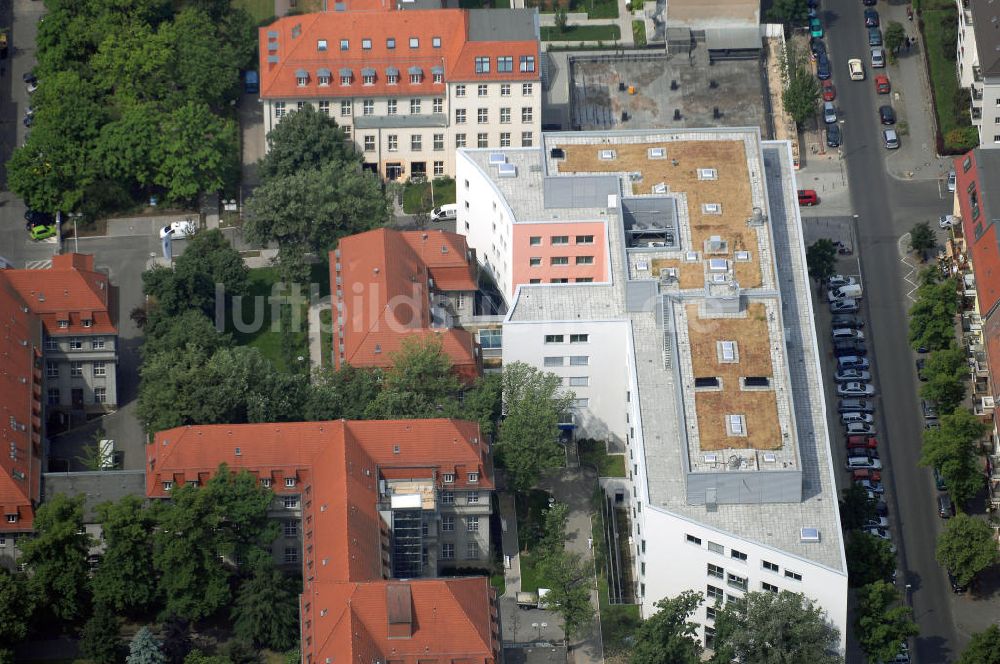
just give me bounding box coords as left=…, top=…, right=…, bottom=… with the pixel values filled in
left=262, top=80, right=541, bottom=178
left=958, top=1, right=1000, bottom=147
left=456, top=151, right=517, bottom=297
left=502, top=318, right=630, bottom=448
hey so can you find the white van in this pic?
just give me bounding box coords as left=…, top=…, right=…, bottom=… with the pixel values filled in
left=431, top=204, right=458, bottom=222
left=846, top=422, right=876, bottom=436
left=832, top=328, right=864, bottom=341
left=828, top=284, right=863, bottom=301
left=847, top=456, right=882, bottom=470
left=837, top=355, right=869, bottom=370
left=842, top=412, right=874, bottom=425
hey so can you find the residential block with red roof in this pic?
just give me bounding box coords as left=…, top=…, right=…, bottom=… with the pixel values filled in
left=258, top=5, right=541, bottom=180
left=147, top=418, right=500, bottom=664
left=331, top=228, right=483, bottom=382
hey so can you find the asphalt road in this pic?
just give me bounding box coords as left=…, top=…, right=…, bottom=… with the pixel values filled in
left=820, top=2, right=960, bottom=662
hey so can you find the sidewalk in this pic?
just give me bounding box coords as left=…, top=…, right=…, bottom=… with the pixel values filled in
left=307, top=295, right=330, bottom=375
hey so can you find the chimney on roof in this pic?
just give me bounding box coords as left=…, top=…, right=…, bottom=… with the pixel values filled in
left=386, top=583, right=414, bottom=639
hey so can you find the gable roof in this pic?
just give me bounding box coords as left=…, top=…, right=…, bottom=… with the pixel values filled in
left=0, top=274, right=43, bottom=532
left=2, top=254, right=116, bottom=336
left=332, top=228, right=480, bottom=381
left=258, top=8, right=539, bottom=100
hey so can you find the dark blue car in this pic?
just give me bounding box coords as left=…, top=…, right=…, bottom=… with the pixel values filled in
left=817, top=54, right=831, bottom=80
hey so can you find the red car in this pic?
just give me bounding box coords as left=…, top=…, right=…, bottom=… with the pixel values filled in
left=847, top=435, right=878, bottom=449
left=822, top=79, right=836, bottom=102
left=875, top=74, right=890, bottom=94
left=798, top=189, right=820, bottom=206
left=852, top=468, right=882, bottom=482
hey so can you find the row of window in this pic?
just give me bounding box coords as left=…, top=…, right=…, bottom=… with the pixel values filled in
left=46, top=361, right=108, bottom=379
left=530, top=255, right=594, bottom=267
left=706, top=564, right=748, bottom=591
left=300, top=71, right=443, bottom=88
left=442, top=490, right=481, bottom=505
left=530, top=235, right=593, bottom=246
left=47, top=386, right=107, bottom=405
left=322, top=36, right=443, bottom=52
left=544, top=334, right=589, bottom=344
left=686, top=533, right=803, bottom=581
left=473, top=55, right=536, bottom=74
left=528, top=277, right=593, bottom=284
left=364, top=132, right=534, bottom=152
left=455, top=107, right=533, bottom=124
left=442, top=472, right=478, bottom=483
left=456, top=82, right=534, bottom=97
left=56, top=319, right=97, bottom=330
left=441, top=541, right=481, bottom=560
left=544, top=355, right=589, bottom=367
left=441, top=515, right=480, bottom=532
left=46, top=337, right=107, bottom=350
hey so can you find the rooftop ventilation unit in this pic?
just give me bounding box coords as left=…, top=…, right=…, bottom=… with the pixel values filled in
left=648, top=147, right=666, bottom=159
left=550, top=148, right=565, bottom=159
left=800, top=527, right=821, bottom=543
left=703, top=203, right=722, bottom=215
left=720, top=341, right=736, bottom=361
left=498, top=163, right=517, bottom=178
left=748, top=207, right=767, bottom=225
left=709, top=258, right=729, bottom=272
left=599, top=149, right=616, bottom=160
left=698, top=168, right=718, bottom=180
left=735, top=250, right=751, bottom=261
left=684, top=251, right=699, bottom=262
left=489, top=153, right=507, bottom=165
left=762, top=452, right=777, bottom=463
left=704, top=454, right=719, bottom=464
left=652, top=182, right=667, bottom=194
left=659, top=267, right=677, bottom=282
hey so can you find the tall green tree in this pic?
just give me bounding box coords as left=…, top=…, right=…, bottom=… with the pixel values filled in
left=936, top=513, right=999, bottom=588
left=497, top=362, right=575, bottom=492
left=304, top=364, right=382, bottom=420
left=153, top=101, right=238, bottom=203
left=90, top=21, right=175, bottom=103
left=885, top=21, right=906, bottom=56
left=909, top=274, right=958, bottom=352
left=168, top=7, right=242, bottom=109
left=95, top=102, right=164, bottom=187
left=365, top=335, right=463, bottom=420
left=709, top=591, right=840, bottom=664
left=20, top=493, right=91, bottom=623
left=232, top=555, right=300, bottom=651
left=839, top=484, right=878, bottom=531
left=782, top=45, right=820, bottom=127
left=142, top=309, right=232, bottom=358
left=806, top=239, right=837, bottom=284
left=920, top=345, right=968, bottom=413
left=80, top=604, right=124, bottom=664
left=541, top=550, right=595, bottom=639
left=6, top=113, right=96, bottom=214
left=0, top=568, right=35, bottom=662
left=920, top=408, right=986, bottom=507
left=956, top=625, right=1000, bottom=664
left=127, top=627, right=166, bottom=664
left=846, top=532, right=897, bottom=588
left=855, top=581, right=918, bottom=663
left=204, top=465, right=278, bottom=564
left=630, top=591, right=704, bottom=664
left=258, top=106, right=353, bottom=181
left=92, top=496, right=159, bottom=615
left=766, top=0, right=809, bottom=25
left=460, top=373, right=503, bottom=437
left=174, top=229, right=250, bottom=299
left=909, top=221, right=938, bottom=257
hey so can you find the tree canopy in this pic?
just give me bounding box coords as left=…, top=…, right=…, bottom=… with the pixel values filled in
left=232, top=554, right=300, bottom=651
left=630, top=592, right=704, bottom=664
left=846, top=532, right=897, bottom=588
left=782, top=44, right=820, bottom=127
left=920, top=408, right=987, bottom=508
left=92, top=495, right=159, bottom=615
left=0, top=568, right=34, bottom=662
left=936, top=513, right=999, bottom=587
left=909, top=221, right=937, bottom=257
left=806, top=239, right=837, bottom=283
left=920, top=345, right=968, bottom=413
left=908, top=273, right=958, bottom=352
left=855, top=581, right=918, bottom=663
left=956, top=625, right=1000, bottom=664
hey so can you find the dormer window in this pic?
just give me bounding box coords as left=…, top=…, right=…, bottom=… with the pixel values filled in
left=475, top=56, right=490, bottom=74
left=340, top=75, right=350, bottom=86
left=362, top=68, right=376, bottom=85
left=317, top=39, right=327, bottom=51
left=362, top=38, right=372, bottom=50
left=261, top=478, right=272, bottom=488
left=82, top=319, right=92, bottom=328
left=295, top=69, right=308, bottom=87
left=6, top=514, right=17, bottom=523
left=317, top=68, right=331, bottom=86
left=285, top=477, right=297, bottom=488
left=434, top=73, right=443, bottom=84
left=340, top=39, right=349, bottom=51
left=386, top=66, right=399, bottom=85
left=443, top=473, right=455, bottom=483
left=409, top=66, right=423, bottom=84
left=468, top=472, right=479, bottom=483
left=387, top=37, right=396, bottom=49
left=58, top=319, right=69, bottom=329
left=162, top=481, right=173, bottom=491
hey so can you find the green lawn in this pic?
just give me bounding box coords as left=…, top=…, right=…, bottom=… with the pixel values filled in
left=402, top=177, right=457, bottom=213
left=319, top=308, right=332, bottom=368
left=515, top=488, right=557, bottom=593
left=541, top=24, right=621, bottom=41
left=585, top=0, right=619, bottom=19
left=632, top=20, right=646, bottom=47
left=578, top=439, right=627, bottom=477
left=231, top=267, right=309, bottom=373
left=918, top=0, right=978, bottom=152
left=490, top=573, right=507, bottom=595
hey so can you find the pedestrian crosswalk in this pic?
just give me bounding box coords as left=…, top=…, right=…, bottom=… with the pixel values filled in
left=24, top=259, right=52, bottom=270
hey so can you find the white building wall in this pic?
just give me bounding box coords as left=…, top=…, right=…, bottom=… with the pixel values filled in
left=456, top=151, right=517, bottom=298
left=501, top=317, right=630, bottom=447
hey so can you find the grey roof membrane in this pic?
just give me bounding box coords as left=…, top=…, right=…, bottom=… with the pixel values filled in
left=467, top=9, right=538, bottom=42
left=43, top=471, right=147, bottom=522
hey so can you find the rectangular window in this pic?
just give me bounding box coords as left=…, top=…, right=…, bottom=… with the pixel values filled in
left=411, top=135, right=422, bottom=151
left=551, top=235, right=569, bottom=245
left=274, top=102, right=286, bottom=118
left=70, top=362, right=83, bottom=377
left=478, top=84, right=488, bottom=97
left=69, top=338, right=82, bottom=350
left=364, top=135, right=376, bottom=152
left=570, top=334, right=589, bottom=343
left=551, top=257, right=569, bottom=266
left=47, top=362, right=58, bottom=378
left=442, top=491, right=454, bottom=505
left=522, top=82, right=533, bottom=96
left=318, top=100, right=330, bottom=115
left=731, top=549, right=747, bottom=562
left=576, top=277, right=594, bottom=283
left=361, top=38, right=372, bottom=50
left=283, top=496, right=299, bottom=509
left=92, top=337, right=106, bottom=350
left=363, top=73, right=375, bottom=85
left=575, top=255, right=594, bottom=265
left=163, top=481, right=173, bottom=492
left=529, top=236, right=542, bottom=245
left=466, top=541, right=480, bottom=559
left=477, top=108, right=488, bottom=123
left=455, top=108, right=466, bottom=124
left=433, top=134, right=444, bottom=151
left=387, top=38, right=396, bottom=49
left=443, top=473, right=455, bottom=483
left=477, top=133, right=488, bottom=148
left=442, top=543, right=455, bottom=560
left=785, top=570, right=802, bottom=581
left=340, top=100, right=352, bottom=117
left=433, top=161, right=444, bottom=176
left=93, top=361, right=106, bottom=377
left=686, top=534, right=702, bottom=545
left=708, top=541, right=724, bottom=555
left=708, top=563, right=724, bottom=579
left=762, top=582, right=779, bottom=593
left=707, top=585, right=723, bottom=601
left=529, top=257, right=542, bottom=267
left=456, top=84, right=466, bottom=97
left=340, top=73, right=352, bottom=86
left=543, top=356, right=564, bottom=367
left=410, top=99, right=421, bottom=114
left=433, top=72, right=443, bottom=84
left=285, top=477, right=296, bottom=488
left=433, top=36, right=442, bottom=48
left=261, top=478, right=272, bottom=488
left=284, top=521, right=298, bottom=537
left=432, top=98, right=443, bottom=113
left=763, top=560, right=779, bottom=573
left=58, top=319, right=69, bottom=329
left=569, top=356, right=589, bottom=366
left=520, top=55, right=536, bottom=72
left=706, top=606, right=717, bottom=621
left=576, top=235, right=594, bottom=245
left=500, top=132, right=511, bottom=147
left=456, top=133, right=467, bottom=148
left=82, top=320, right=92, bottom=328
left=283, top=547, right=298, bottom=564
left=45, top=338, right=58, bottom=350
left=410, top=37, right=419, bottom=48
left=467, top=516, right=480, bottom=532
left=498, top=56, right=513, bottom=72
left=387, top=135, right=398, bottom=151
left=468, top=472, right=479, bottom=483
left=340, top=39, right=349, bottom=51
left=47, top=388, right=60, bottom=405
left=442, top=515, right=455, bottom=531
left=529, top=278, right=541, bottom=284
left=501, top=83, right=511, bottom=96
left=475, top=57, right=490, bottom=74
left=410, top=72, right=422, bottom=84
left=551, top=278, right=568, bottom=284
left=363, top=99, right=374, bottom=115
left=387, top=73, right=399, bottom=85
left=467, top=491, right=480, bottom=504
left=545, top=334, right=564, bottom=343
left=387, top=99, right=397, bottom=115
left=727, top=573, right=748, bottom=591
left=500, top=107, right=511, bottom=123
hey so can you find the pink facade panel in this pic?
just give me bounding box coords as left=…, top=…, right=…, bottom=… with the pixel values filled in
left=510, top=222, right=608, bottom=296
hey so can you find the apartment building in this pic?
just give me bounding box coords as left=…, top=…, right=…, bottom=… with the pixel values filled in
left=2, top=254, right=118, bottom=419
left=0, top=273, right=44, bottom=567
left=456, top=129, right=848, bottom=651
left=332, top=228, right=482, bottom=382
left=958, top=0, right=1000, bottom=147
left=258, top=6, right=541, bottom=180
left=951, top=149, right=1000, bottom=507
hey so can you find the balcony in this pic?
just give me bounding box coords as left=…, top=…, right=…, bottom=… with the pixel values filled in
left=972, top=85, right=983, bottom=101
left=974, top=66, right=983, bottom=82
left=973, top=107, right=983, bottom=120
left=975, top=396, right=996, bottom=416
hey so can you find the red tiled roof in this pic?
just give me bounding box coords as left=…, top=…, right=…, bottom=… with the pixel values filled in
left=2, top=254, right=116, bottom=336
left=258, top=9, right=539, bottom=100
left=0, top=274, right=44, bottom=533
left=332, top=229, right=480, bottom=380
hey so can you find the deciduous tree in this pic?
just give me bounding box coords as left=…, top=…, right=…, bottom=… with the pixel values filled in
left=541, top=550, right=595, bottom=639
left=956, top=625, right=1000, bottom=664
left=921, top=409, right=986, bottom=507
left=839, top=484, right=878, bottom=531
left=630, top=591, right=704, bottom=664
left=153, top=101, right=238, bottom=203
left=92, top=496, right=159, bottom=615
left=782, top=45, right=820, bottom=127
left=909, top=221, right=938, bottom=258
left=168, top=7, right=242, bottom=110
left=920, top=346, right=968, bottom=413
left=766, top=0, right=809, bottom=25
left=846, top=532, right=897, bottom=588
left=80, top=604, right=124, bottom=664
left=806, top=239, right=837, bottom=284
left=855, top=581, right=918, bottom=663
left=936, top=513, right=999, bottom=588
left=365, top=335, right=463, bottom=420
left=0, top=568, right=34, bottom=662
left=909, top=274, right=958, bottom=352
left=258, top=106, right=353, bottom=181
left=885, top=21, right=906, bottom=57
left=304, top=364, right=382, bottom=420
left=232, top=555, right=300, bottom=651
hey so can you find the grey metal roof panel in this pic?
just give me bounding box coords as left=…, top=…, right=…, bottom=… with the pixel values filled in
left=408, top=65, right=423, bottom=75
left=295, top=68, right=308, bottom=78
left=317, top=68, right=332, bottom=77
left=971, top=0, right=1000, bottom=76
left=42, top=471, right=147, bottom=522
left=431, top=65, right=445, bottom=75
left=386, top=66, right=400, bottom=76
left=339, top=67, right=352, bottom=77
left=361, top=67, right=376, bottom=76
left=542, top=175, right=620, bottom=209
left=467, top=8, right=539, bottom=42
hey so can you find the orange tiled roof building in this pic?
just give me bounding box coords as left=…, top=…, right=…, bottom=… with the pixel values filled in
left=147, top=419, right=500, bottom=664
left=331, top=228, right=482, bottom=383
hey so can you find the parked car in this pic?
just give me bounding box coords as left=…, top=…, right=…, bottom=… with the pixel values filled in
left=856, top=478, right=884, bottom=494
left=828, top=283, right=863, bottom=301
left=864, top=516, right=889, bottom=528
left=847, top=455, right=882, bottom=470
left=848, top=445, right=880, bottom=459
left=939, top=214, right=958, bottom=228
left=875, top=74, right=891, bottom=94
left=868, top=26, right=882, bottom=46
left=914, top=358, right=927, bottom=381
left=832, top=328, right=865, bottom=341
left=29, top=224, right=56, bottom=241
left=833, top=340, right=867, bottom=356
left=811, top=38, right=828, bottom=59
left=243, top=69, right=259, bottom=94
left=837, top=355, right=869, bottom=370
left=159, top=220, right=197, bottom=239
left=853, top=468, right=882, bottom=482
left=823, top=101, right=837, bottom=123
left=871, top=47, right=885, bottom=68
left=798, top=189, right=820, bottom=206
left=822, top=79, right=837, bottom=101
left=811, top=17, right=824, bottom=38
left=838, top=381, right=875, bottom=396
left=843, top=412, right=875, bottom=426
left=937, top=493, right=955, bottom=518
left=431, top=204, right=458, bottom=222
left=848, top=58, right=865, bottom=80
left=817, top=54, right=832, bottom=80
left=948, top=571, right=969, bottom=594
left=827, top=275, right=857, bottom=289
left=835, top=368, right=871, bottom=382
left=934, top=466, right=947, bottom=491
left=879, top=105, right=896, bottom=125
left=948, top=170, right=957, bottom=193
left=840, top=398, right=875, bottom=413
left=826, top=124, right=842, bottom=148
left=24, top=210, right=54, bottom=228
left=863, top=526, right=891, bottom=540
left=830, top=298, right=860, bottom=313
left=883, top=129, right=900, bottom=149
left=23, top=114, right=33, bottom=128
left=921, top=399, right=938, bottom=419
left=864, top=9, right=880, bottom=26
left=831, top=314, right=864, bottom=328
left=846, top=422, right=876, bottom=435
